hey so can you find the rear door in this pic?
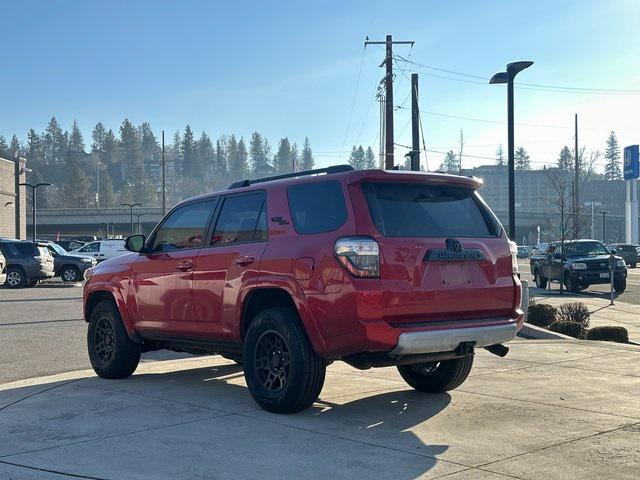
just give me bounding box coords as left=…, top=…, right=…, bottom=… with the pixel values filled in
left=193, top=191, right=268, bottom=341
left=359, top=181, right=515, bottom=324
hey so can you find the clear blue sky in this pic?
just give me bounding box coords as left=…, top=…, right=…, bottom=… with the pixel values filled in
left=2, top=0, right=639, bottom=170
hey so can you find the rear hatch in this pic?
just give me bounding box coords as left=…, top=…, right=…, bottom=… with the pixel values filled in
left=356, top=176, right=516, bottom=325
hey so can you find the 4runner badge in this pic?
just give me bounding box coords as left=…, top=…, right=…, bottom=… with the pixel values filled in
left=271, top=216, right=290, bottom=225
left=423, top=239, right=485, bottom=262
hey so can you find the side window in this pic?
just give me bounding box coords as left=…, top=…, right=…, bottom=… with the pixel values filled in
left=79, top=242, right=100, bottom=253
left=16, top=243, right=37, bottom=255
left=287, top=181, right=347, bottom=234
left=212, top=193, right=267, bottom=245
left=151, top=199, right=217, bottom=253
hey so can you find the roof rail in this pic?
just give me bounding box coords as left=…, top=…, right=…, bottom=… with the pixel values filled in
left=227, top=164, right=354, bottom=189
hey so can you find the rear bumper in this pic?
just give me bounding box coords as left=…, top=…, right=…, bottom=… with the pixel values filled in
left=390, top=322, right=517, bottom=355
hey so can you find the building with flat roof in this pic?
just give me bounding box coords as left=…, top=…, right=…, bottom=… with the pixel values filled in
left=0, top=156, right=27, bottom=239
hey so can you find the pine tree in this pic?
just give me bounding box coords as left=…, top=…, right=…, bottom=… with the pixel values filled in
left=91, top=122, right=106, bottom=153
left=604, top=131, right=622, bottom=181
left=439, top=150, right=459, bottom=173
left=496, top=144, right=505, bottom=167
left=300, top=137, right=314, bottom=171
left=275, top=138, right=292, bottom=174
left=228, top=136, right=248, bottom=180
left=514, top=146, right=530, bottom=170
left=0, top=136, right=9, bottom=157
left=557, top=146, right=573, bottom=171
left=290, top=142, right=299, bottom=172
left=99, top=171, right=117, bottom=207
left=26, top=129, right=43, bottom=166
left=43, top=116, right=66, bottom=166
left=364, top=146, right=376, bottom=169
left=10, top=135, right=21, bottom=157
left=63, top=167, right=92, bottom=207
left=348, top=145, right=366, bottom=169
left=213, top=138, right=228, bottom=188
left=249, top=132, right=272, bottom=178
left=198, top=131, right=215, bottom=183
left=181, top=125, right=199, bottom=177
left=139, top=122, right=160, bottom=181
left=118, top=118, right=143, bottom=186
left=67, top=120, right=86, bottom=166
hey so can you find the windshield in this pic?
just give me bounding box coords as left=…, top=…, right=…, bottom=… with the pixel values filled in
left=564, top=241, right=609, bottom=258
left=49, top=243, right=67, bottom=255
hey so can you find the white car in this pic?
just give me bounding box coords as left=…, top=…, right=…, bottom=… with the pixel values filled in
left=69, top=239, right=128, bottom=262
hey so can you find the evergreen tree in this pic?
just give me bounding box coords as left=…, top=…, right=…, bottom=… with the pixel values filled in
left=604, top=131, right=622, bottom=181
left=0, top=136, right=9, bottom=157
left=102, top=129, right=120, bottom=189
left=213, top=138, right=228, bottom=188
left=10, top=135, right=21, bottom=156
left=300, top=137, right=314, bottom=171
left=118, top=118, right=143, bottom=186
left=198, top=131, right=215, bottom=183
left=439, top=150, right=459, bottom=173
left=181, top=125, right=199, bottom=177
left=43, top=116, right=66, bottom=166
left=66, top=120, right=86, bottom=166
left=364, top=146, right=376, bottom=169
left=99, top=170, right=117, bottom=207
left=249, top=132, right=272, bottom=178
left=275, top=138, right=292, bottom=174
left=63, top=167, right=92, bottom=207
left=139, top=122, right=160, bottom=180
left=514, top=146, right=530, bottom=170
left=348, top=145, right=366, bottom=169
left=290, top=142, right=299, bottom=172
left=228, top=136, right=248, bottom=180
left=26, top=129, right=43, bottom=166
left=496, top=144, right=505, bottom=167
left=557, top=146, right=572, bottom=171
left=91, top=122, right=106, bottom=153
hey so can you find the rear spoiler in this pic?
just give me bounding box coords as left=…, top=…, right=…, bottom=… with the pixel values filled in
left=346, top=169, right=484, bottom=190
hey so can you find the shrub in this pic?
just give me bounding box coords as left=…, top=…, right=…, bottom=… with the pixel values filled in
left=556, top=302, right=590, bottom=329
left=586, top=326, right=629, bottom=343
left=527, top=304, right=557, bottom=327
left=548, top=320, right=586, bottom=339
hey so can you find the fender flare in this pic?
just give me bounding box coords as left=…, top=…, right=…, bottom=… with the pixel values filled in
left=236, top=276, right=328, bottom=356
left=84, top=281, right=140, bottom=342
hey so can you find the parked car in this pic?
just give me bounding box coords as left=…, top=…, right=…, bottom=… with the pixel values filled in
left=517, top=245, right=532, bottom=259
left=83, top=165, right=523, bottom=413
left=0, top=249, right=6, bottom=285
left=0, top=238, right=55, bottom=288
left=530, top=242, right=549, bottom=258
left=530, top=239, right=627, bottom=293
left=55, top=239, right=86, bottom=252
left=39, top=240, right=97, bottom=282
left=607, top=243, right=638, bottom=268
left=70, top=239, right=127, bottom=262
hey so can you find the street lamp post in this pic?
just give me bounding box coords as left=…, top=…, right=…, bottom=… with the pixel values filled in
left=19, top=182, right=52, bottom=242
left=600, top=211, right=608, bottom=243
left=122, top=203, right=143, bottom=236
left=490, top=60, right=533, bottom=240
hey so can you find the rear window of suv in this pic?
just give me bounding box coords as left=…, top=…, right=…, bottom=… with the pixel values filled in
left=287, top=181, right=347, bottom=234
left=362, top=182, right=499, bottom=238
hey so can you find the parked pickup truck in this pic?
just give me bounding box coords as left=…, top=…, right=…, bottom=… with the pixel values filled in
left=530, top=239, right=627, bottom=293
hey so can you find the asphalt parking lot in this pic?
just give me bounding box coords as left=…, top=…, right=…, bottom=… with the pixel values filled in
left=0, top=282, right=185, bottom=384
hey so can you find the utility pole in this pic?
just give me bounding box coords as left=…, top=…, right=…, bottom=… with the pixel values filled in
left=410, top=73, right=420, bottom=171
left=377, top=89, right=385, bottom=168
left=161, top=130, right=166, bottom=215
left=365, top=35, right=414, bottom=169
left=574, top=113, right=579, bottom=233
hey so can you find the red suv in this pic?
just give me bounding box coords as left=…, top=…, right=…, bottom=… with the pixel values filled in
left=83, top=165, right=523, bottom=413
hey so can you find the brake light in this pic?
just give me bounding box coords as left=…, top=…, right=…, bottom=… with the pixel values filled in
left=334, top=236, right=380, bottom=278
left=508, top=240, right=519, bottom=275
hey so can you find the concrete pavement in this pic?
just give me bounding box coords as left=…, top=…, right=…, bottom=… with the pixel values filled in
left=1, top=339, right=639, bottom=479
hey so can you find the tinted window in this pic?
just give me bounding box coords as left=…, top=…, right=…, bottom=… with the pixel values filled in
left=362, top=182, right=498, bottom=238
left=287, top=181, right=347, bottom=234
left=16, top=243, right=38, bottom=255
left=564, top=241, right=608, bottom=258
left=212, top=193, right=267, bottom=245
left=79, top=242, right=100, bottom=253
left=152, top=200, right=217, bottom=252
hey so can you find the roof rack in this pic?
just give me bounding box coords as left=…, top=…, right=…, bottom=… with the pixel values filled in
left=227, top=164, right=354, bottom=189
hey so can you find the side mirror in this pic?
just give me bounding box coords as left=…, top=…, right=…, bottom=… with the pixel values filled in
left=124, top=235, right=146, bottom=253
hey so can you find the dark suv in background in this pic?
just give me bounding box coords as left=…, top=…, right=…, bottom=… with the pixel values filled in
left=607, top=243, right=638, bottom=268
left=40, top=240, right=97, bottom=282
left=0, top=238, right=55, bottom=288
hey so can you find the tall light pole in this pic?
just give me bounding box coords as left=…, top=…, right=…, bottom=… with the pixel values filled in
left=600, top=211, right=608, bottom=243
left=122, top=203, right=143, bottom=236
left=20, top=182, right=52, bottom=242
left=96, top=159, right=102, bottom=209
left=490, top=60, right=533, bottom=240
left=584, top=201, right=601, bottom=239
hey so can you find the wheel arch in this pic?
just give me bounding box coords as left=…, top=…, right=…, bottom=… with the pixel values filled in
left=84, top=286, right=140, bottom=342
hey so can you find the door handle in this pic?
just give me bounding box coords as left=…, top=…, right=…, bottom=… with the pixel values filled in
left=177, top=261, right=194, bottom=272
left=234, top=256, right=255, bottom=267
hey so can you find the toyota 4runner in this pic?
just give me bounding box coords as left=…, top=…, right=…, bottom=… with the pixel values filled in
left=83, top=166, right=523, bottom=413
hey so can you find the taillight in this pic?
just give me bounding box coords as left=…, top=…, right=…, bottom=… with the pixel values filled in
left=508, top=240, right=519, bottom=275
left=334, top=236, right=380, bottom=278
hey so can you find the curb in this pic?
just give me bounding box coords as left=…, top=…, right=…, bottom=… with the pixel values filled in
left=519, top=322, right=575, bottom=340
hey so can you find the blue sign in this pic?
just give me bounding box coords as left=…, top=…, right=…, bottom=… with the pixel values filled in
left=623, top=145, right=639, bottom=180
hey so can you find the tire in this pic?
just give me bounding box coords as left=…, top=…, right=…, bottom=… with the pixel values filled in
left=614, top=277, right=626, bottom=294
left=630, top=263, right=637, bottom=269
left=534, top=268, right=547, bottom=289
left=397, top=355, right=474, bottom=393
left=4, top=266, right=26, bottom=288
left=243, top=307, right=326, bottom=414
left=61, top=266, right=81, bottom=282
left=564, top=274, right=579, bottom=293
left=87, top=299, right=141, bottom=379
